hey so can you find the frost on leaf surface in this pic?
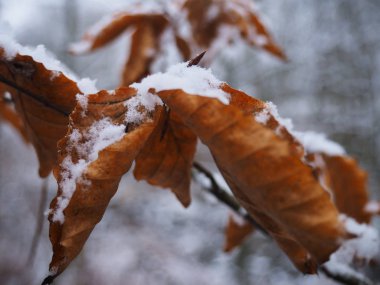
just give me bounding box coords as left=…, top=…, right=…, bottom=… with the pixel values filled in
left=47, top=87, right=161, bottom=281
left=252, top=96, right=372, bottom=225
left=131, top=62, right=230, bottom=104
left=53, top=118, right=125, bottom=223
left=324, top=216, right=380, bottom=280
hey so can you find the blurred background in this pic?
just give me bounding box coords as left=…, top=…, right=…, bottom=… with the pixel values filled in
left=0, top=0, right=379, bottom=284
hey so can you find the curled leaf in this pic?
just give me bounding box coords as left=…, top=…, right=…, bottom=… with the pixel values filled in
left=134, top=109, right=197, bottom=207
left=157, top=88, right=345, bottom=267
left=69, top=13, right=168, bottom=55
left=0, top=86, right=29, bottom=142
left=71, top=0, right=285, bottom=86
left=309, top=153, right=371, bottom=224
left=121, top=22, right=159, bottom=86
left=47, top=87, right=161, bottom=281
left=224, top=215, right=255, bottom=252
left=184, top=0, right=286, bottom=60
left=222, top=84, right=304, bottom=158
left=70, top=12, right=169, bottom=85
left=0, top=47, right=80, bottom=176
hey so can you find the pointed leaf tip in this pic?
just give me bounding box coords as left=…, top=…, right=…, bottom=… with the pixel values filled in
left=187, top=51, right=207, bottom=67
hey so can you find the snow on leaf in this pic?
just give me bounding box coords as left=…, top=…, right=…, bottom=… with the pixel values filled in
left=0, top=40, right=84, bottom=176
left=71, top=0, right=285, bottom=86
left=365, top=201, right=380, bottom=215
left=296, top=131, right=346, bottom=157
left=225, top=83, right=371, bottom=226
left=324, top=216, right=380, bottom=280
left=132, top=62, right=229, bottom=104
left=47, top=87, right=162, bottom=282
left=157, top=87, right=346, bottom=270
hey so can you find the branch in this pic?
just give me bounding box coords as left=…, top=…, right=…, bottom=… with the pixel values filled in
left=191, top=161, right=375, bottom=285
left=192, top=161, right=267, bottom=234
left=321, top=266, right=374, bottom=285
left=25, top=178, right=49, bottom=266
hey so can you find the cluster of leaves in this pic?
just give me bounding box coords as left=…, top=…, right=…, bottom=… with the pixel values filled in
left=0, top=1, right=378, bottom=284
left=70, top=0, right=285, bottom=85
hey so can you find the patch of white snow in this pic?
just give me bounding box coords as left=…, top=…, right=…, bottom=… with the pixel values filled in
left=131, top=62, right=230, bottom=104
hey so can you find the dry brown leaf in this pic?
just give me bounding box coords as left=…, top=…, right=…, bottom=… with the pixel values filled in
left=222, top=84, right=304, bottom=158
left=246, top=7, right=286, bottom=60
left=221, top=85, right=374, bottom=269
left=121, top=23, right=159, bottom=86
left=70, top=13, right=168, bottom=54
left=71, top=0, right=285, bottom=86
left=0, top=49, right=80, bottom=176
left=134, top=109, right=197, bottom=207
left=0, top=85, right=29, bottom=142
left=70, top=13, right=169, bottom=86
left=226, top=85, right=369, bottom=226
left=220, top=85, right=317, bottom=271
left=184, top=0, right=286, bottom=60
left=225, top=84, right=370, bottom=224
left=46, top=87, right=161, bottom=281
left=220, top=168, right=318, bottom=273
left=308, top=153, right=371, bottom=224
left=224, top=215, right=255, bottom=252
left=157, top=89, right=345, bottom=268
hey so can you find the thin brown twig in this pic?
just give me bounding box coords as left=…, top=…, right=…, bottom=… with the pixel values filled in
left=321, top=266, right=374, bottom=285
left=192, top=161, right=267, bottom=234
left=26, top=178, right=49, bottom=266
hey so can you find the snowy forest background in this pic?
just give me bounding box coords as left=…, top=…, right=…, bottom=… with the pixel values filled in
left=0, top=0, right=379, bottom=284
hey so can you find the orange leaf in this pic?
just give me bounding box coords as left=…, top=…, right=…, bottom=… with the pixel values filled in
left=134, top=109, right=197, bottom=207
left=184, top=0, right=286, bottom=60
left=222, top=84, right=303, bottom=158
left=70, top=13, right=167, bottom=54
left=246, top=8, right=287, bottom=60
left=72, top=0, right=285, bottom=87
left=0, top=86, right=29, bottom=142
left=221, top=168, right=318, bottom=273
left=310, top=153, right=371, bottom=224
left=224, top=215, right=254, bottom=252
left=0, top=47, right=80, bottom=177
left=157, top=88, right=345, bottom=267
left=121, top=23, right=159, bottom=86
left=70, top=13, right=168, bottom=86
left=46, top=87, right=161, bottom=281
